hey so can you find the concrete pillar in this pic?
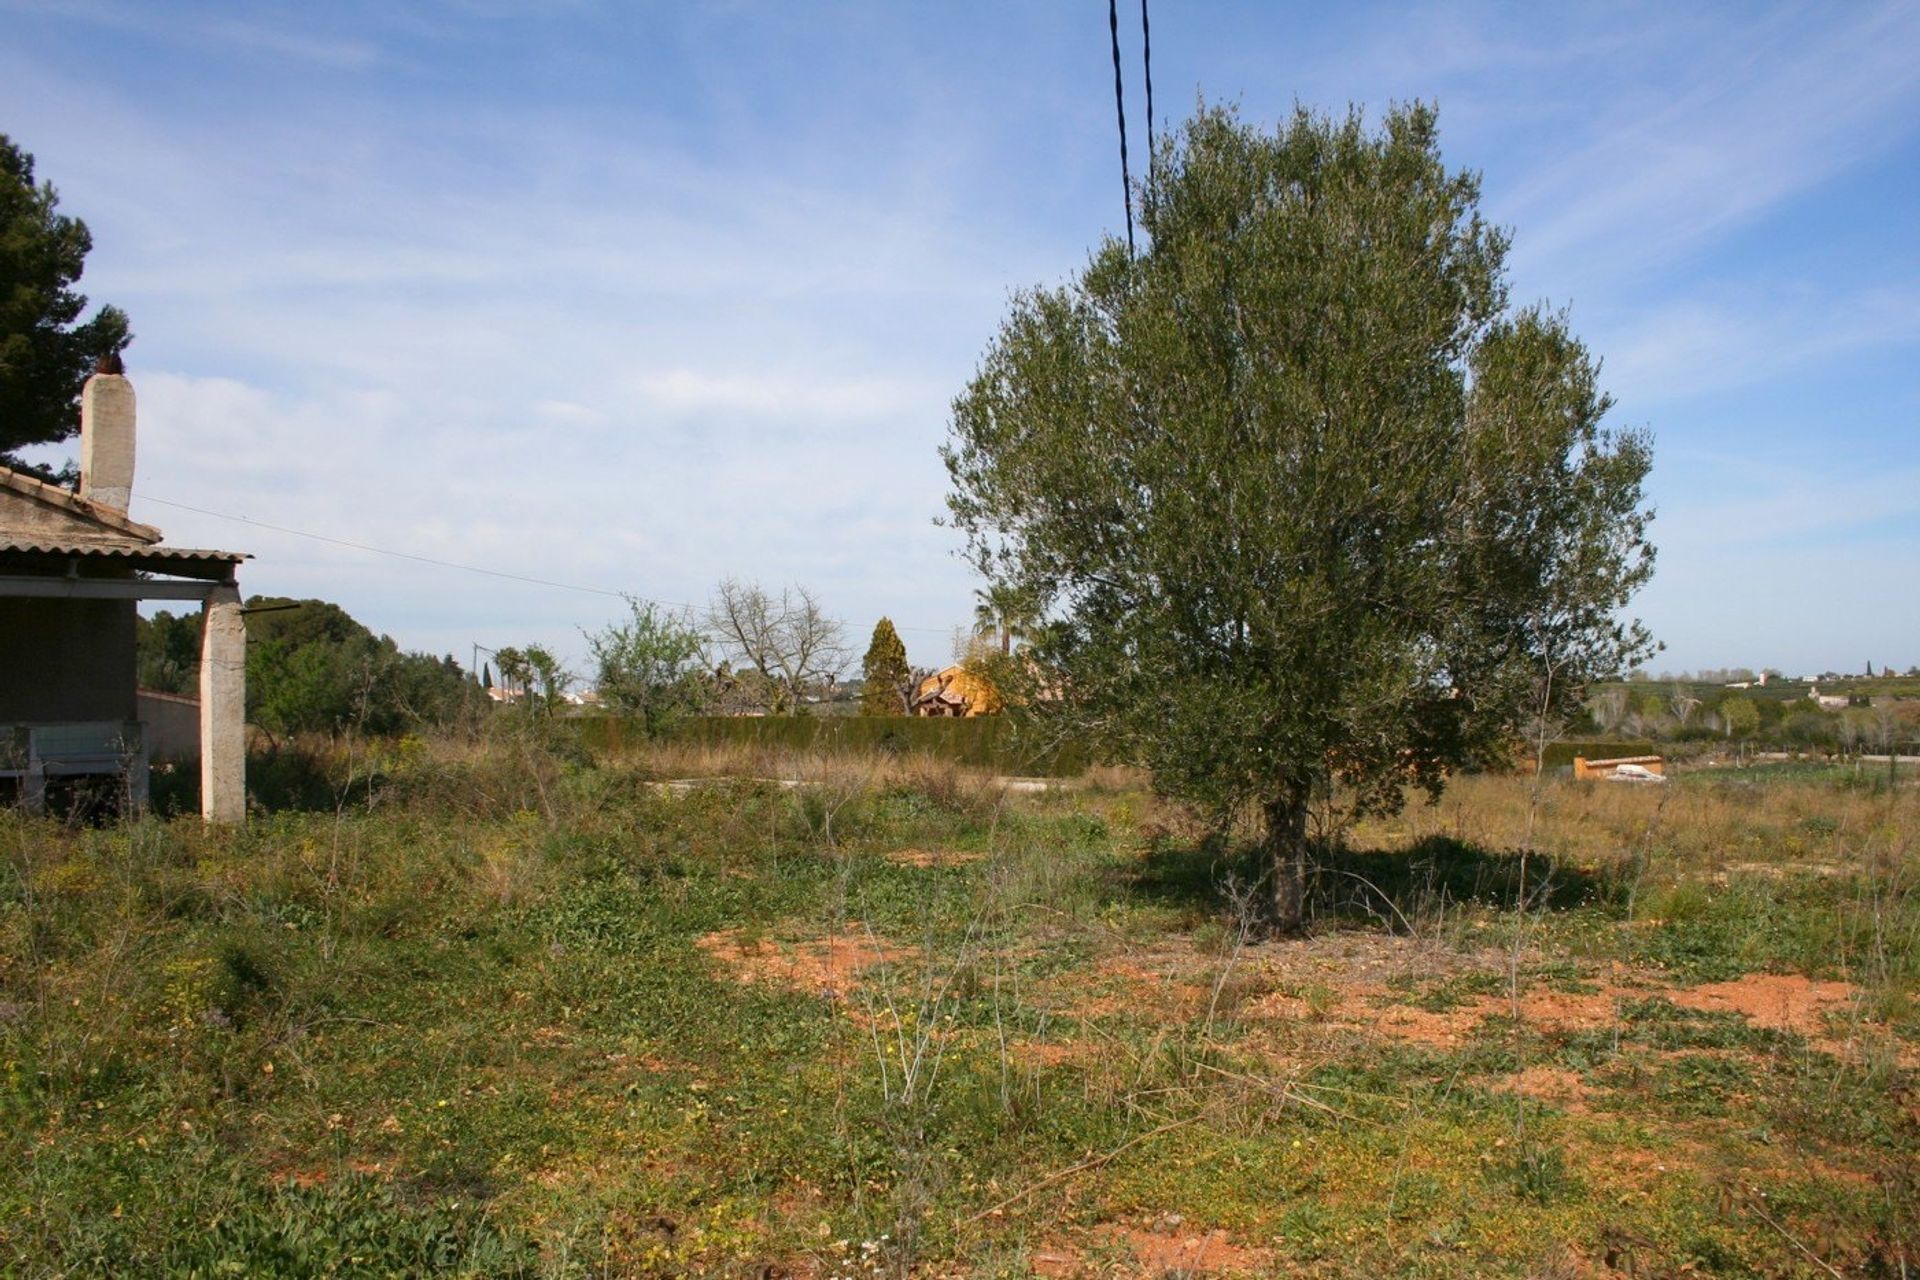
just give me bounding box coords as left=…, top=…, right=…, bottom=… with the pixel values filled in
left=22, top=744, right=46, bottom=816
left=80, top=371, right=137, bottom=512
left=199, top=584, right=246, bottom=822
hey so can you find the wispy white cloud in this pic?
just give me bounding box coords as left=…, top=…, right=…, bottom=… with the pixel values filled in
left=4, top=1, right=1916, bottom=677
left=195, top=18, right=381, bottom=70
left=624, top=369, right=935, bottom=421
left=1651, top=462, right=1920, bottom=550
left=1601, top=285, right=1920, bottom=405
left=1502, top=2, right=1920, bottom=289
left=531, top=399, right=602, bottom=426
left=1340, top=3, right=1642, bottom=84
left=0, top=0, right=385, bottom=69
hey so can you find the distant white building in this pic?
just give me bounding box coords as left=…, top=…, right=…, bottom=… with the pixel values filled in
left=1807, top=686, right=1850, bottom=711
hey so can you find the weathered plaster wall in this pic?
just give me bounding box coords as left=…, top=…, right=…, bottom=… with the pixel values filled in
left=0, top=484, right=139, bottom=547
left=137, top=688, right=202, bottom=763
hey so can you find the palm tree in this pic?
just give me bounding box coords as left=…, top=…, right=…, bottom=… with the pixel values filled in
left=493, top=646, right=529, bottom=701
left=971, top=585, right=1035, bottom=657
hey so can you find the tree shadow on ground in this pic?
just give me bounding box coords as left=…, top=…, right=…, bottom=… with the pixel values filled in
left=1318, top=836, right=1617, bottom=923
left=1129, top=833, right=1619, bottom=930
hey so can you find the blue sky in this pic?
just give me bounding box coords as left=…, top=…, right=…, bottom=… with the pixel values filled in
left=4, top=0, right=1916, bottom=678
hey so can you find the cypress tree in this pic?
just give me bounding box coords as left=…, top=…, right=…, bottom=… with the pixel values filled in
left=861, top=618, right=911, bottom=715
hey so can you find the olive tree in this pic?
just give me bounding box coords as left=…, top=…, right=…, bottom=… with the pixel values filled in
left=1721, top=696, right=1759, bottom=742
left=944, top=104, right=1655, bottom=932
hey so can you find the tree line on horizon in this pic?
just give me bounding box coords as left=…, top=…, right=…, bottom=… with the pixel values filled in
left=1586, top=680, right=1920, bottom=755
left=131, top=577, right=1037, bottom=745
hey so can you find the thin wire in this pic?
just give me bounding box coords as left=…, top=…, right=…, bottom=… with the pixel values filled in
left=1140, top=0, right=1154, bottom=186
left=142, top=494, right=631, bottom=599
left=1108, top=0, right=1134, bottom=256
left=138, top=493, right=959, bottom=633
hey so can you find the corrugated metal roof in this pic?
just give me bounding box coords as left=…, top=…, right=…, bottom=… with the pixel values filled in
left=0, top=539, right=248, bottom=563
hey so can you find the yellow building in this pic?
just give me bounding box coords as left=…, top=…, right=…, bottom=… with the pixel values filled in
left=910, top=665, right=1003, bottom=717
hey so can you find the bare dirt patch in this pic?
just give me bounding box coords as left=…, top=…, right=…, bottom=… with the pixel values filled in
left=1032, top=1224, right=1266, bottom=1277
left=1490, top=1065, right=1592, bottom=1113
left=1354, top=983, right=1624, bottom=1048
left=1719, top=860, right=1847, bottom=881
left=1360, top=1002, right=1477, bottom=1045
left=1009, top=1039, right=1101, bottom=1068
left=1089, top=952, right=1211, bottom=1019
left=1669, top=973, right=1858, bottom=1040
left=1238, top=990, right=1314, bottom=1020
left=697, top=929, right=916, bottom=999
left=1346, top=971, right=1869, bottom=1053
left=885, top=847, right=987, bottom=869
left=1243, top=931, right=1503, bottom=992
left=1042, top=938, right=1213, bottom=1020
left=269, top=1157, right=390, bottom=1191
left=1045, top=927, right=1903, bottom=1072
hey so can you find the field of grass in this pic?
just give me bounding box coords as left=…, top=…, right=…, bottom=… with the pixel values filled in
left=3, top=741, right=1915, bottom=1277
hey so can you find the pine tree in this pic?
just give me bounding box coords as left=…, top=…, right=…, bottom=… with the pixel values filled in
left=2, top=135, right=132, bottom=467
left=861, top=618, right=911, bottom=715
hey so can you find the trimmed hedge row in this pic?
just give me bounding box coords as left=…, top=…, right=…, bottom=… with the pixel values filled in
left=572, top=718, right=1648, bottom=779
left=573, top=715, right=1092, bottom=777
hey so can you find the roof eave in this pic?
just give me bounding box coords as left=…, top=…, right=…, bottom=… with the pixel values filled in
left=0, top=463, right=166, bottom=544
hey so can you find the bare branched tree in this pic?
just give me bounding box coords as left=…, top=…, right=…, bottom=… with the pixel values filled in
left=705, top=578, right=850, bottom=714
left=1589, top=685, right=1629, bottom=734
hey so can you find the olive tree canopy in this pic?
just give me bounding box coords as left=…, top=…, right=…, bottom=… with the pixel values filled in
left=944, top=104, right=1655, bottom=932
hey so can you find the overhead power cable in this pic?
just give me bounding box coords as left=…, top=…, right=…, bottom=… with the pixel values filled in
left=138, top=493, right=960, bottom=634
left=1108, top=0, right=1135, bottom=256
left=142, top=494, right=629, bottom=599
left=1141, top=0, right=1154, bottom=183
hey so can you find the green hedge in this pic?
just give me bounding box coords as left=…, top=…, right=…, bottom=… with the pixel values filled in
left=573, top=719, right=1650, bottom=779
left=573, top=715, right=1092, bottom=777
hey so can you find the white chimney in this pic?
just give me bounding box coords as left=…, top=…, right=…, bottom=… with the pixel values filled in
left=79, top=364, right=136, bottom=511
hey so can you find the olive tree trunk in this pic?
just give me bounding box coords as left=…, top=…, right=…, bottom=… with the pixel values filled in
left=1264, top=778, right=1314, bottom=934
